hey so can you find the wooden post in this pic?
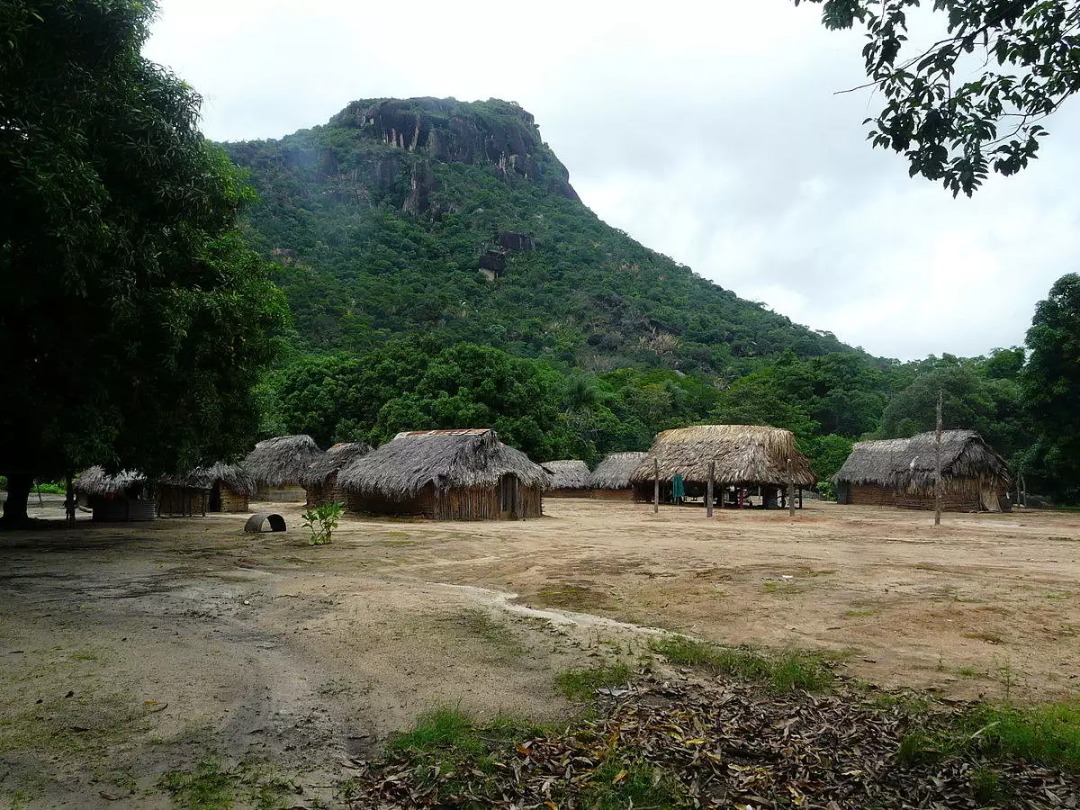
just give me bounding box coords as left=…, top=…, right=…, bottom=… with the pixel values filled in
left=706, top=461, right=714, bottom=518
left=934, top=390, right=943, bottom=526
left=653, top=459, right=659, bottom=514
left=788, top=458, right=795, bottom=518
left=64, top=473, right=75, bottom=525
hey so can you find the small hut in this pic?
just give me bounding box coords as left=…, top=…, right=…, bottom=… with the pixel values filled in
left=302, top=442, right=373, bottom=507
left=834, top=430, right=1010, bottom=512
left=630, top=425, right=816, bottom=507
left=74, top=467, right=154, bottom=522
left=542, top=460, right=592, bottom=498
left=338, top=428, right=549, bottom=520
left=244, top=435, right=324, bottom=502
left=589, top=452, right=647, bottom=500
left=156, top=463, right=255, bottom=516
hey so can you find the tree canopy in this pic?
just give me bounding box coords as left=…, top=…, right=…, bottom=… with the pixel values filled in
left=795, top=0, right=1080, bottom=195
left=0, top=1, right=286, bottom=524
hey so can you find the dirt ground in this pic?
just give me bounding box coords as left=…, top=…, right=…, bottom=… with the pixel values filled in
left=1, top=497, right=1078, bottom=807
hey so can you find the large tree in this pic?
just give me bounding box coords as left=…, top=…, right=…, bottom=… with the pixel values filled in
left=795, top=0, right=1080, bottom=195
left=1022, top=273, right=1080, bottom=501
left=0, top=1, right=287, bottom=524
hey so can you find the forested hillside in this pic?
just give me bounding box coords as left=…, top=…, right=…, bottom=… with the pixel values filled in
left=223, top=97, right=852, bottom=373
left=224, top=97, right=1070, bottom=500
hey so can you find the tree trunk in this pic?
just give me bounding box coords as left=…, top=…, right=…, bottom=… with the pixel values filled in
left=1, top=473, right=32, bottom=527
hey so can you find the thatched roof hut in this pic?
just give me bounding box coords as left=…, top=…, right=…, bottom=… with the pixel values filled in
left=244, top=435, right=324, bottom=501
left=74, top=467, right=154, bottom=522
left=302, top=442, right=373, bottom=506
left=834, top=430, right=1010, bottom=511
left=630, top=425, right=815, bottom=505
left=157, top=463, right=256, bottom=515
left=542, top=460, right=591, bottom=495
left=338, top=428, right=549, bottom=520
left=589, top=452, right=647, bottom=499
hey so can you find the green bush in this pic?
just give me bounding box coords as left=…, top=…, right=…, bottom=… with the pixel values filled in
left=301, top=501, right=344, bottom=545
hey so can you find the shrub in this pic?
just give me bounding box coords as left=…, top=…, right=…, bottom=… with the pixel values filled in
left=301, top=501, right=344, bottom=545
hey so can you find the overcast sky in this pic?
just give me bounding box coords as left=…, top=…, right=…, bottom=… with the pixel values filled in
left=145, top=0, right=1080, bottom=361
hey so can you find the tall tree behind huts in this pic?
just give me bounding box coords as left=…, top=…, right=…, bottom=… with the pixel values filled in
left=0, top=1, right=287, bottom=525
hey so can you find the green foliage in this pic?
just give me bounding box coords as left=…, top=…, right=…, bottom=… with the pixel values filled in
left=31, top=481, right=65, bottom=495
left=160, top=759, right=300, bottom=810
left=795, top=1, right=1078, bottom=195
left=585, top=758, right=689, bottom=809
left=650, top=636, right=835, bottom=693
left=386, top=708, right=487, bottom=757
left=302, top=502, right=343, bottom=546
left=555, top=663, right=633, bottom=701
left=1022, top=273, right=1080, bottom=502
left=898, top=699, right=1080, bottom=774
left=0, top=0, right=287, bottom=523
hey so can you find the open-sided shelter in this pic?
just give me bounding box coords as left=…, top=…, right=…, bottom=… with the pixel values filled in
left=302, top=442, right=373, bottom=506
left=589, top=452, right=647, bottom=500
left=156, top=463, right=256, bottom=516
left=542, top=460, right=592, bottom=498
left=338, top=428, right=549, bottom=520
left=834, top=430, right=1010, bottom=512
left=74, top=466, right=154, bottom=522
left=244, top=435, right=324, bottom=502
left=630, top=425, right=816, bottom=507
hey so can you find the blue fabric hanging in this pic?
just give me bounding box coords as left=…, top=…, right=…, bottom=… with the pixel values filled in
left=672, top=474, right=685, bottom=502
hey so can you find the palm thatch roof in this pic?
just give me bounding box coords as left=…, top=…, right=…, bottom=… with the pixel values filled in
left=542, top=460, right=591, bottom=490
left=834, top=430, right=1010, bottom=492
left=301, top=442, right=373, bottom=488
left=161, top=463, right=256, bottom=495
left=243, top=435, right=324, bottom=488
left=338, top=428, right=549, bottom=497
left=630, top=425, right=816, bottom=487
left=589, top=452, right=648, bottom=489
left=74, top=466, right=147, bottom=497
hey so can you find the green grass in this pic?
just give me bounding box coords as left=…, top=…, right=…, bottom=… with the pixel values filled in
left=160, top=760, right=300, bottom=810
left=898, top=699, right=1080, bottom=773
left=586, top=757, right=689, bottom=809
left=457, top=608, right=523, bottom=656
left=650, top=635, right=835, bottom=693
left=555, top=663, right=633, bottom=701
left=386, top=707, right=487, bottom=757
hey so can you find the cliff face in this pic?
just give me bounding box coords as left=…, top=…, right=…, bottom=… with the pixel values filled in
left=329, top=97, right=580, bottom=205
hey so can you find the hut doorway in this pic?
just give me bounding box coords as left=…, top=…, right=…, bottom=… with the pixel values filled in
left=499, top=474, right=520, bottom=518
left=208, top=483, right=222, bottom=513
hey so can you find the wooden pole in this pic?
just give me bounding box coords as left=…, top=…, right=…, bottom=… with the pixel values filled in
left=934, top=390, right=943, bottom=526
left=706, top=460, right=714, bottom=518
left=788, top=458, right=795, bottom=518
left=653, top=459, right=659, bottom=514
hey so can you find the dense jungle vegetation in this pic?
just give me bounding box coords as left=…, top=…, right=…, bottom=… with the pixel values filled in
left=224, top=98, right=1078, bottom=501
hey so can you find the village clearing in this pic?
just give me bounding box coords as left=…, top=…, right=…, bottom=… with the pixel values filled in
left=1, top=499, right=1079, bottom=807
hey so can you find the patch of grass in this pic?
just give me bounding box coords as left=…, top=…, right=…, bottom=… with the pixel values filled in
left=970, top=765, right=1013, bottom=805
left=953, top=666, right=982, bottom=678
left=161, top=760, right=235, bottom=809
left=457, top=608, right=521, bottom=652
left=898, top=699, right=1080, bottom=773
left=160, top=760, right=300, bottom=810
left=0, top=691, right=154, bottom=758
left=555, top=663, right=633, bottom=701
left=650, top=636, right=835, bottom=693
left=1043, top=591, right=1069, bottom=600
left=534, top=584, right=613, bottom=612
left=387, top=707, right=487, bottom=757
left=586, top=756, right=689, bottom=809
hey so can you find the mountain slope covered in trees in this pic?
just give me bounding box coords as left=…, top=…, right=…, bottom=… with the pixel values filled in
left=223, top=97, right=855, bottom=374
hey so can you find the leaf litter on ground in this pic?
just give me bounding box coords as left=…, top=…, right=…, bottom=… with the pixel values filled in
left=345, top=668, right=1080, bottom=808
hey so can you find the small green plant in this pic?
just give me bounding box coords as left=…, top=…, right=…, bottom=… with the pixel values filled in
left=302, top=501, right=343, bottom=545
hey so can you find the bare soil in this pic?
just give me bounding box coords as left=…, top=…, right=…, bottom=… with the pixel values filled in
left=1, top=498, right=1078, bottom=807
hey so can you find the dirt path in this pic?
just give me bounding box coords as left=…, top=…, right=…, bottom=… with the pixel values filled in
left=1, top=499, right=1078, bottom=806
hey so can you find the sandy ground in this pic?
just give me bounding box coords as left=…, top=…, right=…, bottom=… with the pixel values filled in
left=1, top=497, right=1078, bottom=806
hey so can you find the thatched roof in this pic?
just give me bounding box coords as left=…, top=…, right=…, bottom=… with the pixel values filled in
left=630, top=425, right=816, bottom=487
left=74, top=466, right=146, bottom=497
left=301, top=442, right=373, bottom=488
left=589, top=452, right=647, bottom=489
left=338, top=428, right=549, bottom=497
left=244, top=435, right=324, bottom=488
left=161, top=463, right=256, bottom=495
left=542, top=460, right=591, bottom=490
left=834, top=430, right=1011, bottom=492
